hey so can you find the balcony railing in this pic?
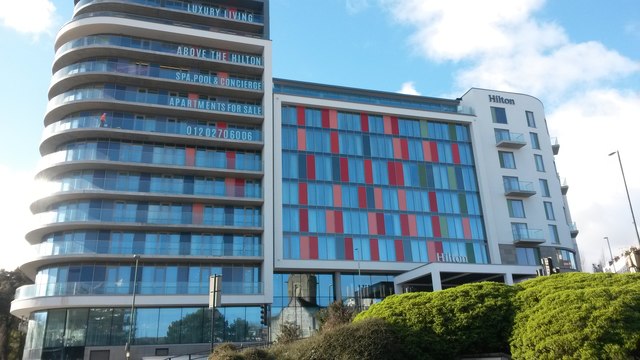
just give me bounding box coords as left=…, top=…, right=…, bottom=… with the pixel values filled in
left=504, top=180, right=536, bottom=197
left=496, top=132, right=526, bottom=149
left=513, top=228, right=545, bottom=245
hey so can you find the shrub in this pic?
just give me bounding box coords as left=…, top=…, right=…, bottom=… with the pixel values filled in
left=275, top=322, right=302, bottom=344
left=316, top=300, right=356, bottom=332
left=511, top=272, right=640, bottom=359
left=355, top=281, right=516, bottom=359
left=210, top=343, right=242, bottom=360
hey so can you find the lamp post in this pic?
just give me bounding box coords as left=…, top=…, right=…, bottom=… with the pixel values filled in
left=604, top=237, right=616, bottom=273
left=355, top=247, right=361, bottom=311
left=125, top=254, right=140, bottom=360
left=608, top=150, right=640, bottom=247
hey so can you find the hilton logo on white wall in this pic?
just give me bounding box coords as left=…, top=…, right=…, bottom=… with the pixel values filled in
left=436, top=253, right=469, bottom=263
left=488, top=95, right=515, bottom=105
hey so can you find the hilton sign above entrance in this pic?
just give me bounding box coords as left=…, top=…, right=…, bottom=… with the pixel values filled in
left=436, top=253, right=469, bottom=263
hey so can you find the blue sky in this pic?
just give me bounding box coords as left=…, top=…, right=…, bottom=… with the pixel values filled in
left=0, top=0, right=639, bottom=271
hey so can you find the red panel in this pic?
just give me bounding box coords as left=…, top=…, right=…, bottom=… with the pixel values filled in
left=329, top=110, right=338, bottom=128
left=368, top=212, right=378, bottom=235
left=300, top=209, right=308, bottom=232
left=331, top=131, right=339, bottom=153
left=374, top=188, right=383, bottom=209
left=340, top=157, right=349, bottom=182
left=400, top=214, right=409, bottom=236
left=435, top=241, right=444, bottom=255
left=217, top=122, right=227, bottom=129
left=429, top=192, right=438, bottom=212
left=306, top=154, right=316, bottom=180
left=234, top=178, right=245, bottom=197
left=387, top=161, right=396, bottom=186
left=225, top=178, right=235, bottom=197
left=364, top=160, right=373, bottom=184
left=297, top=106, right=305, bottom=126
left=227, top=151, right=236, bottom=169
left=218, top=72, right=229, bottom=86
left=377, top=213, right=386, bottom=235
left=335, top=210, right=344, bottom=233
left=360, top=113, right=369, bottom=132
left=188, top=93, right=199, bottom=108
left=401, top=139, right=409, bottom=160
left=431, top=216, right=441, bottom=237
left=300, top=236, right=310, bottom=259
left=358, top=186, right=367, bottom=208
left=395, top=162, right=404, bottom=186
left=383, top=116, right=392, bottom=134
left=345, top=238, right=354, bottom=260
left=398, top=189, right=407, bottom=211
left=185, top=147, right=195, bottom=166
left=462, top=217, right=472, bottom=239
left=390, top=116, right=399, bottom=135
left=395, top=240, right=404, bottom=262
left=298, top=182, right=308, bottom=205
left=393, top=138, right=402, bottom=159
left=408, top=214, right=418, bottom=236
left=326, top=210, right=335, bottom=233
left=333, top=185, right=342, bottom=207
left=370, top=239, right=379, bottom=261
left=297, top=128, right=306, bottom=151
left=192, top=204, right=203, bottom=225
left=430, top=142, right=439, bottom=162
left=428, top=241, right=437, bottom=262
left=423, top=141, right=432, bottom=162
left=322, top=109, right=330, bottom=128
left=309, top=236, right=318, bottom=259
left=452, top=143, right=461, bottom=164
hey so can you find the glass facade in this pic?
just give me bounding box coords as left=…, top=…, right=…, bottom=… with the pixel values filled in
left=281, top=106, right=488, bottom=265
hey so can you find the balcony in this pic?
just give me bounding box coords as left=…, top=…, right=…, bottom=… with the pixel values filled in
left=551, top=137, right=560, bottom=155
left=570, top=222, right=579, bottom=238
left=504, top=180, right=536, bottom=197
left=513, top=228, right=545, bottom=245
left=561, top=178, right=569, bottom=195
left=495, top=132, right=526, bottom=149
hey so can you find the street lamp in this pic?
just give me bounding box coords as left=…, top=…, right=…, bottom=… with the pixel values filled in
left=604, top=237, right=616, bottom=273
left=608, top=150, right=640, bottom=247
left=125, top=254, right=140, bottom=360
left=355, top=247, right=361, bottom=311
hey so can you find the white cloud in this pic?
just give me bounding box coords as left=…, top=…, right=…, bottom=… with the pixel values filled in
left=0, top=0, right=56, bottom=37
left=398, top=81, right=421, bottom=95
left=346, top=0, right=370, bottom=14
left=0, top=166, right=37, bottom=271
left=548, top=89, right=640, bottom=269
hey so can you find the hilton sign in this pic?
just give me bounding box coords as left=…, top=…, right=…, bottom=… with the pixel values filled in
left=488, top=95, right=515, bottom=105
left=436, top=253, right=469, bottom=263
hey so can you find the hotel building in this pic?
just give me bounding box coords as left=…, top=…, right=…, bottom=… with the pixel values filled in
left=11, top=1, right=581, bottom=359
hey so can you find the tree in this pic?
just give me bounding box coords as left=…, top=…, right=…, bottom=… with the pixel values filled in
left=511, top=272, right=640, bottom=359
left=0, top=269, right=31, bottom=360
left=355, top=281, right=517, bottom=359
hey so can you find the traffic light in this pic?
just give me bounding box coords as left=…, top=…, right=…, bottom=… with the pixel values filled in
left=260, top=304, right=269, bottom=326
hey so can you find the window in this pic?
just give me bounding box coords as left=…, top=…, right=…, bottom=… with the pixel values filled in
left=503, top=176, right=519, bottom=192
left=548, top=225, right=559, bottom=244
left=534, top=154, right=545, bottom=172
left=499, top=151, right=516, bottom=169
left=508, top=199, right=526, bottom=218
left=494, top=128, right=510, bottom=142
left=491, top=107, right=508, bottom=124
left=557, top=249, right=577, bottom=269
left=516, top=247, right=540, bottom=266
left=539, top=179, right=550, bottom=197
left=530, top=132, right=540, bottom=149
left=511, top=222, right=529, bottom=240
left=526, top=111, right=536, bottom=127
left=544, top=201, right=555, bottom=220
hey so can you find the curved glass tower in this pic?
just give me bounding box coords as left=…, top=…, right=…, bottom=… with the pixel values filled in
left=12, top=1, right=273, bottom=359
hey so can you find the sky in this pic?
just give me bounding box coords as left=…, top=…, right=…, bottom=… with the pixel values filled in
left=0, top=0, right=639, bottom=272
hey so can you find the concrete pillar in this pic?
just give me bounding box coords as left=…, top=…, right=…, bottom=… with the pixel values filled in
left=504, top=272, right=514, bottom=285
left=432, top=271, right=442, bottom=291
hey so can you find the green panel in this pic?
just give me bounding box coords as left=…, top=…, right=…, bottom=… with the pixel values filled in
left=418, top=163, right=427, bottom=187
left=420, top=120, right=429, bottom=138
left=466, top=243, right=476, bottom=264
left=448, top=124, right=457, bottom=140
left=448, top=167, right=457, bottom=189
left=440, top=218, right=448, bottom=238
left=458, top=194, right=468, bottom=214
